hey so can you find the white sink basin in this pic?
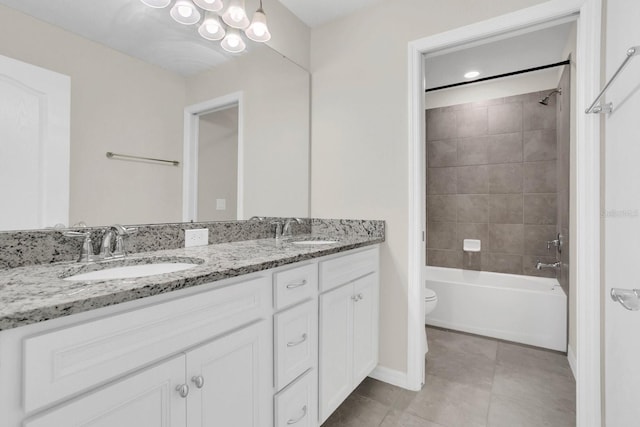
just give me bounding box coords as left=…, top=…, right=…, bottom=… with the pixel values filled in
left=63, top=263, right=199, bottom=281
left=291, top=240, right=338, bottom=246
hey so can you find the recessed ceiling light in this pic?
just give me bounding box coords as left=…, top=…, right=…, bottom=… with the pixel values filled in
left=464, top=71, right=480, bottom=79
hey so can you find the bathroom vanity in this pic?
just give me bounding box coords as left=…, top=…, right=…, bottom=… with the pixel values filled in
left=0, top=221, right=382, bottom=427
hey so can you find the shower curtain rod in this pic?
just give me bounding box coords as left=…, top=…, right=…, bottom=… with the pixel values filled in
left=425, top=59, right=571, bottom=93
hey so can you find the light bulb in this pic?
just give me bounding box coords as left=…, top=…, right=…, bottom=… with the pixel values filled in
left=178, top=5, right=193, bottom=17
left=229, top=7, right=245, bottom=22
left=199, top=12, right=225, bottom=40
left=206, top=22, right=219, bottom=33
left=228, top=35, right=240, bottom=47
left=245, top=7, right=270, bottom=42
left=221, top=29, right=246, bottom=53
left=252, top=24, right=266, bottom=37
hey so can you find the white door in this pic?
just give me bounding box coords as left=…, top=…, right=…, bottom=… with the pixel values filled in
left=186, top=321, right=271, bottom=427
left=24, top=355, right=187, bottom=427
left=352, top=273, right=378, bottom=386
left=0, top=54, right=70, bottom=230
left=603, top=2, right=640, bottom=426
left=319, top=283, right=354, bottom=423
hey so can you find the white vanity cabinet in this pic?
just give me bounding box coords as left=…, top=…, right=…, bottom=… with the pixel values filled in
left=318, top=248, right=379, bottom=423
left=0, top=244, right=380, bottom=427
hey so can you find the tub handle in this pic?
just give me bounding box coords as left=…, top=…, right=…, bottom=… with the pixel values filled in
left=610, top=288, right=640, bottom=311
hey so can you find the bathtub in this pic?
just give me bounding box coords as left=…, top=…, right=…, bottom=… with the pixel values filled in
left=425, top=266, right=567, bottom=352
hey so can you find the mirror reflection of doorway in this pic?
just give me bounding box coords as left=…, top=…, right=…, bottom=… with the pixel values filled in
left=197, top=106, right=239, bottom=222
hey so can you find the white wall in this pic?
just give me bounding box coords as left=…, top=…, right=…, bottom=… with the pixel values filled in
left=310, top=0, right=549, bottom=375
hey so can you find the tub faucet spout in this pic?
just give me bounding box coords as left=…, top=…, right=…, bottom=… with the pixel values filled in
left=535, top=260, right=561, bottom=270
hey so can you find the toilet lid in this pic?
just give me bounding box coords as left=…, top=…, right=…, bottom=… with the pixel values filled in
left=424, top=288, right=437, bottom=301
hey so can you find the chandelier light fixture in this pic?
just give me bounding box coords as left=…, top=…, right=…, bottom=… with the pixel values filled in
left=140, top=0, right=271, bottom=53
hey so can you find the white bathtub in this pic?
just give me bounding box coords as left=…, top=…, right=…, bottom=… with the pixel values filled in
left=425, top=266, right=567, bottom=352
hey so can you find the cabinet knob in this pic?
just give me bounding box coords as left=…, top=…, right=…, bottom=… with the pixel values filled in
left=357, top=293, right=364, bottom=301
left=191, top=375, right=205, bottom=389
left=176, top=383, right=190, bottom=398
left=287, top=405, right=307, bottom=425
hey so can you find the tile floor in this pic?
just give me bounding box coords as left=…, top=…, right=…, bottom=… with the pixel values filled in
left=321, top=327, right=576, bottom=427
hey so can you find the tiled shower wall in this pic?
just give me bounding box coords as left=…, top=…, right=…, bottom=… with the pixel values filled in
left=426, top=90, right=559, bottom=277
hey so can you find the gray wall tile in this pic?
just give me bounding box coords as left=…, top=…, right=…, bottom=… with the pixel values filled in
left=428, top=139, right=458, bottom=167
left=524, top=161, right=556, bottom=193
left=489, top=224, right=524, bottom=254
left=456, top=107, right=488, bottom=137
left=523, top=101, right=556, bottom=131
left=482, top=253, right=523, bottom=275
left=524, top=225, right=557, bottom=256
left=427, top=167, right=457, bottom=194
left=524, top=194, right=557, bottom=225
left=458, top=195, right=489, bottom=223
left=488, top=132, right=523, bottom=164
left=427, top=249, right=462, bottom=269
left=458, top=136, right=489, bottom=166
left=427, top=221, right=457, bottom=249
left=427, top=109, right=457, bottom=141
left=488, top=103, right=523, bottom=134
left=426, top=89, right=559, bottom=278
left=489, top=164, right=523, bottom=194
left=524, top=129, right=557, bottom=162
left=427, top=195, right=457, bottom=222
left=458, top=166, right=489, bottom=194
left=489, top=194, right=523, bottom=224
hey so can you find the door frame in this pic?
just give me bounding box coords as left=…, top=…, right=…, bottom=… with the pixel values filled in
left=406, top=0, right=603, bottom=425
left=182, top=91, right=244, bottom=222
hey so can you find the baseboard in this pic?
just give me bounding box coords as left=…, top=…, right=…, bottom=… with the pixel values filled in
left=567, top=344, right=577, bottom=379
left=369, top=365, right=416, bottom=390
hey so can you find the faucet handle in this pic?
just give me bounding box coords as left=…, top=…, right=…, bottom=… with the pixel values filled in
left=62, top=230, right=96, bottom=262
left=270, top=221, right=283, bottom=239
left=113, top=224, right=138, bottom=235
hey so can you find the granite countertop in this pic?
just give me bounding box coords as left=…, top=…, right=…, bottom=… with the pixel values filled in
left=0, top=234, right=383, bottom=331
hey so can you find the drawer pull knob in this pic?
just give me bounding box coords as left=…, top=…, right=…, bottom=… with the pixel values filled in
left=287, top=405, right=307, bottom=425
left=286, top=280, right=307, bottom=289
left=352, top=293, right=364, bottom=302
left=287, top=333, right=308, bottom=347
left=176, top=384, right=189, bottom=398
left=191, top=375, right=205, bottom=389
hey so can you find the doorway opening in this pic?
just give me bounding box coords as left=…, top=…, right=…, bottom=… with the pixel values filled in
left=183, top=92, right=244, bottom=222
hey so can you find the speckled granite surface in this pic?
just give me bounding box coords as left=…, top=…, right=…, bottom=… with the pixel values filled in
left=0, top=223, right=384, bottom=330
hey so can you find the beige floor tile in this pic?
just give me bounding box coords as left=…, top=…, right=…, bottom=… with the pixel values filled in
left=426, top=342, right=496, bottom=391
left=427, top=327, right=498, bottom=361
left=321, top=394, right=390, bottom=427
left=380, top=410, right=446, bottom=427
left=497, top=341, right=573, bottom=378
left=407, top=375, right=490, bottom=427
left=354, top=377, right=415, bottom=408
left=488, top=393, right=575, bottom=427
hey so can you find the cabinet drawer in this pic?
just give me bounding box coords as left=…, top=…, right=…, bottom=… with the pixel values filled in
left=274, top=300, right=317, bottom=390
left=274, top=370, right=316, bottom=427
left=273, top=263, right=317, bottom=310
left=319, top=247, right=378, bottom=292
left=23, top=275, right=270, bottom=413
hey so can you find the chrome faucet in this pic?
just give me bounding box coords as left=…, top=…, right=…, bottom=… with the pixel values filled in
left=100, top=225, right=138, bottom=259
left=282, top=218, right=302, bottom=239
left=63, top=230, right=100, bottom=262
left=535, top=260, right=561, bottom=270
left=271, top=220, right=284, bottom=239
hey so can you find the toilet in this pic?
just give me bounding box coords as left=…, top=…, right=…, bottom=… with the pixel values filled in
left=424, top=287, right=438, bottom=353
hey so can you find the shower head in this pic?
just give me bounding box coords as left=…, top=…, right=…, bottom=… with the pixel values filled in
left=539, top=88, right=562, bottom=105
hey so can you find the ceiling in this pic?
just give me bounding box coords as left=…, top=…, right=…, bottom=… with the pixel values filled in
left=424, top=22, right=574, bottom=90
left=277, top=0, right=383, bottom=28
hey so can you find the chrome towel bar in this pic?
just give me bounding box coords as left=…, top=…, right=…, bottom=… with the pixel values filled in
left=106, top=151, right=180, bottom=166
left=586, top=45, right=639, bottom=114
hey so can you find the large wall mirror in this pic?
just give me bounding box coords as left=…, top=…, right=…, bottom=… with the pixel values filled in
left=0, top=0, right=310, bottom=232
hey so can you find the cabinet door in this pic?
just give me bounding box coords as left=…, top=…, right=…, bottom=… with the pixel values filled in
left=186, top=320, right=271, bottom=427
left=24, top=355, right=186, bottom=427
left=352, top=273, right=379, bottom=385
left=319, top=284, right=353, bottom=424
